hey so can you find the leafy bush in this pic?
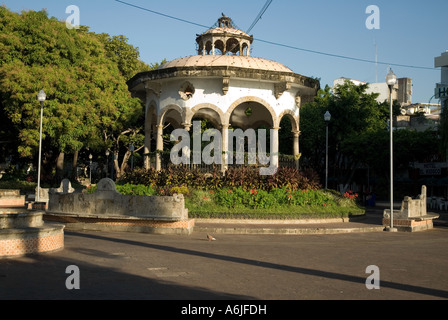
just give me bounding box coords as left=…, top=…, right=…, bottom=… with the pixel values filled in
left=169, top=185, right=190, bottom=196
left=0, top=180, right=37, bottom=193
left=208, top=186, right=340, bottom=211
left=83, top=183, right=156, bottom=196
left=119, top=166, right=321, bottom=192
left=117, top=183, right=156, bottom=196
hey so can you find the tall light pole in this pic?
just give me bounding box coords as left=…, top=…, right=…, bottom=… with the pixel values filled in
left=105, top=150, right=110, bottom=178
left=36, top=90, right=46, bottom=202
left=111, top=153, right=115, bottom=180
left=324, top=111, right=331, bottom=189
left=386, top=69, right=397, bottom=232
left=89, top=153, right=93, bottom=184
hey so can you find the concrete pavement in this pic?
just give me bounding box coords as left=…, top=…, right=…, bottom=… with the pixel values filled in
left=1, top=207, right=448, bottom=303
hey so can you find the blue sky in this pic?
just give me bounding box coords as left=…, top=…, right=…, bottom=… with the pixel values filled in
left=2, top=0, right=447, bottom=103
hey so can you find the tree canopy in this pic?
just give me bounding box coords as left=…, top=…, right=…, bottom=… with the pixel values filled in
left=0, top=6, right=153, bottom=180
left=300, top=81, right=440, bottom=192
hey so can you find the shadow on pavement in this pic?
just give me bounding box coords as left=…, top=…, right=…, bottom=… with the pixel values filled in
left=0, top=246, right=253, bottom=300
left=69, top=230, right=448, bottom=299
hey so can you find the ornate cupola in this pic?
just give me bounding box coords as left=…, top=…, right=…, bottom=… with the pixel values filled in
left=196, top=14, right=253, bottom=56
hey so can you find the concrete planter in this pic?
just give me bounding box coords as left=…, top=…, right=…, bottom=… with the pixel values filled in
left=46, top=178, right=193, bottom=234
left=0, top=208, right=64, bottom=258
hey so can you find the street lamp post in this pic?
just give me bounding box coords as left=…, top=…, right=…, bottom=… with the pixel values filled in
left=324, top=111, right=331, bottom=189
left=111, top=153, right=115, bottom=180
left=36, top=90, right=46, bottom=202
left=105, top=150, right=110, bottom=178
left=386, top=69, right=397, bottom=232
left=89, top=154, right=93, bottom=184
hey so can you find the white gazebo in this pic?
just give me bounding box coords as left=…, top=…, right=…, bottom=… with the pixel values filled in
left=128, top=14, right=319, bottom=172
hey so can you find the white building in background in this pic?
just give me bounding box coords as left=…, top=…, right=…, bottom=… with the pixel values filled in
left=333, top=76, right=443, bottom=131
left=332, top=76, right=412, bottom=106
left=435, top=50, right=448, bottom=108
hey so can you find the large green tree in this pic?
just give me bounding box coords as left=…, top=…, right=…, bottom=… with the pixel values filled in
left=0, top=7, right=150, bottom=181
left=300, top=80, right=409, bottom=191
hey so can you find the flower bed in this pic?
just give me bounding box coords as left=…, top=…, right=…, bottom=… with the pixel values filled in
left=82, top=167, right=364, bottom=219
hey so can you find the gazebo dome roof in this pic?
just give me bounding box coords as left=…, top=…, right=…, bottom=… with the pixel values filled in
left=158, top=55, right=293, bottom=73
left=201, top=26, right=251, bottom=38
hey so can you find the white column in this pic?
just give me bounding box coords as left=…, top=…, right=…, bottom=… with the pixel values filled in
left=221, top=124, right=229, bottom=174
left=155, top=124, right=164, bottom=171
left=293, top=130, right=300, bottom=170
left=271, top=126, right=279, bottom=169
left=144, top=122, right=152, bottom=170
left=182, top=123, right=192, bottom=167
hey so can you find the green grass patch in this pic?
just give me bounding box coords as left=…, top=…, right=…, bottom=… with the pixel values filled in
left=185, top=187, right=364, bottom=219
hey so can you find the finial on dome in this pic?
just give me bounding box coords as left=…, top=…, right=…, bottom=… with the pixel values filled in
left=218, top=14, right=233, bottom=28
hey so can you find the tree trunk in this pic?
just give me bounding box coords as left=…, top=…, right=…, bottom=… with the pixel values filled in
left=118, top=151, right=131, bottom=178
left=56, top=152, right=65, bottom=182
left=71, top=150, right=79, bottom=180
left=113, top=152, right=120, bottom=179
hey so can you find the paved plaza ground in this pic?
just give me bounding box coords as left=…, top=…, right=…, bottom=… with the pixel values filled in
left=1, top=212, right=448, bottom=303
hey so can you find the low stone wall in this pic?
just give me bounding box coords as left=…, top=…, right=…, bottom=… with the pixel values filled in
left=0, top=224, right=64, bottom=258
left=383, top=185, right=439, bottom=232
left=0, top=209, right=65, bottom=258
left=0, top=209, right=44, bottom=229
left=382, top=216, right=436, bottom=232
left=0, top=190, right=25, bottom=208
left=44, top=214, right=195, bottom=235
left=46, top=178, right=194, bottom=234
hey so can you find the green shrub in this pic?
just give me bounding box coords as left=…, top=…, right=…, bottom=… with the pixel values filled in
left=211, top=187, right=342, bottom=210
left=0, top=180, right=37, bottom=193
left=116, top=183, right=156, bottom=196
left=186, top=189, right=215, bottom=208
left=83, top=183, right=156, bottom=196
left=169, top=185, right=190, bottom=195
left=119, top=166, right=321, bottom=192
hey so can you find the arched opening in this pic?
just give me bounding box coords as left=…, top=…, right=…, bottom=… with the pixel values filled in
left=241, top=43, right=249, bottom=56
left=227, top=100, right=276, bottom=167
left=278, top=114, right=298, bottom=168
left=226, top=38, right=240, bottom=55
left=157, top=105, right=184, bottom=170
left=205, top=40, right=213, bottom=55
left=189, top=106, right=223, bottom=170
left=214, top=40, right=225, bottom=55
left=191, top=107, right=222, bottom=129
